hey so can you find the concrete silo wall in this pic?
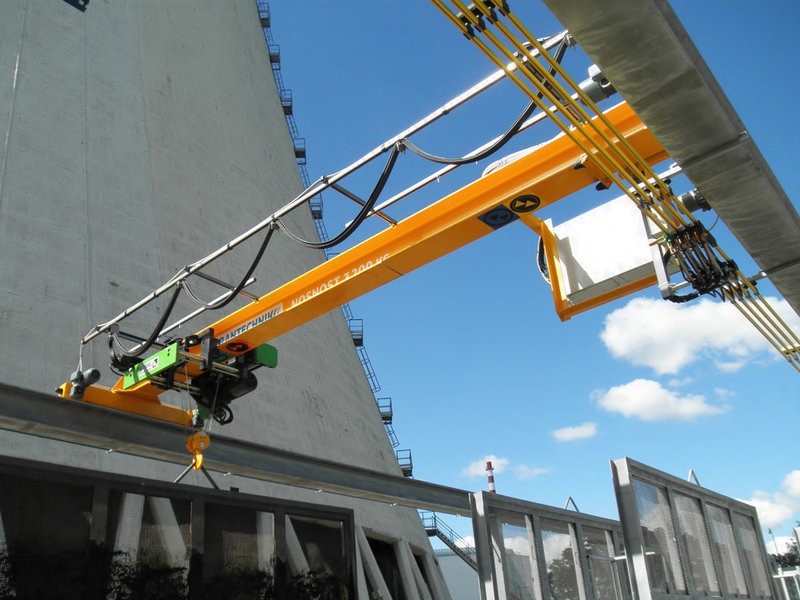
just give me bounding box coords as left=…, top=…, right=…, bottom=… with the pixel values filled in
left=0, top=0, right=435, bottom=577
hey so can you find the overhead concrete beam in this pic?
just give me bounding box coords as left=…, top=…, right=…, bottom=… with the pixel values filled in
left=541, top=0, right=800, bottom=315
left=0, top=383, right=472, bottom=516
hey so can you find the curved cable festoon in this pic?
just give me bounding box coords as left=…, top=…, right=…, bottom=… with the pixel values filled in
left=429, top=0, right=800, bottom=371
left=399, top=36, right=570, bottom=165
left=182, top=225, right=276, bottom=310
left=108, top=282, right=184, bottom=369
left=275, top=143, right=401, bottom=250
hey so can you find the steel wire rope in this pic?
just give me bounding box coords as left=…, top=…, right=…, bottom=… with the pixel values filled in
left=275, top=144, right=401, bottom=250
left=484, top=0, right=694, bottom=227
left=203, top=377, right=223, bottom=432
left=444, top=0, right=690, bottom=233
left=398, top=37, right=570, bottom=165
left=430, top=0, right=676, bottom=236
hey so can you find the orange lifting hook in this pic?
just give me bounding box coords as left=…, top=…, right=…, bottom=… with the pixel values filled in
left=186, top=431, right=210, bottom=470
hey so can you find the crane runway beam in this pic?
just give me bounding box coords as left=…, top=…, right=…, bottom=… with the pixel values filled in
left=0, top=383, right=472, bottom=515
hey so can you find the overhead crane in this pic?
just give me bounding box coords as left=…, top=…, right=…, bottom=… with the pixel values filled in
left=56, top=0, right=800, bottom=469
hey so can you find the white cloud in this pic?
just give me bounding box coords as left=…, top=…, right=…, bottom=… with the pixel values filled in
left=739, top=490, right=799, bottom=530
left=503, top=535, right=530, bottom=555
left=599, top=297, right=798, bottom=374
left=515, top=465, right=551, bottom=480
left=782, top=470, right=800, bottom=498
left=542, top=531, right=572, bottom=559
left=551, top=422, right=597, bottom=442
left=768, top=536, right=796, bottom=554
left=461, top=455, right=508, bottom=478
left=594, top=378, right=728, bottom=421
left=456, top=535, right=475, bottom=550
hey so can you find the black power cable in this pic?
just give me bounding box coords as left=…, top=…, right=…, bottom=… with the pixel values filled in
left=398, top=37, right=569, bottom=166
left=182, top=225, right=276, bottom=310
left=109, top=283, right=183, bottom=370
left=276, top=143, right=401, bottom=250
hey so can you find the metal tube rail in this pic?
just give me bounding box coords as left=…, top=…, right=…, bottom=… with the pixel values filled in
left=323, top=31, right=568, bottom=185
left=370, top=105, right=552, bottom=216
left=157, top=277, right=257, bottom=339
left=193, top=270, right=260, bottom=301
left=80, top=32, right=569, bottom=346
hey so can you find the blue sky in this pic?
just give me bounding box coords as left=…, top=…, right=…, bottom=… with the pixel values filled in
left=267, top=1, right=800, bottom=549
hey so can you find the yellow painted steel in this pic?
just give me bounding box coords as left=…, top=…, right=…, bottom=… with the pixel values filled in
left=186, top=431, right=210, bottom=470
left=56, top=102, right=669, bottom=414
left=58, top=381, right=194, bottom=426
left=520, top=214, right=658, bottom=321
left=428, top=0, right=680, bottom=234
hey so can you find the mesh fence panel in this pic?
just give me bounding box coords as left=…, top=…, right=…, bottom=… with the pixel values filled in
left=105, top=492, right=191, bottom=599
left=776, top=574, right=800, bottom=600
left=290, top=516, right=345, bottom=577
left=732, top=512, right=772, bottom=599
left=203, top=503, right=272, bottom=599
left=673, top=492, right=720, bottom=595
left=706, top=503, right=748, bottom=596
left=205, top=503, right=259, bottom=577
left=583, top=525, right=622, bottom=600
left=632, top=478, right=687, bottom=594
left=541, top=518, right=580, bottom=600
left=138, top=497, right=191, bottom=569
left=501, top=522, right=536, bottom=600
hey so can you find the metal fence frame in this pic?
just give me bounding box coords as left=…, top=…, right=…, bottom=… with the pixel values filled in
left=471, top=491, right=630, bottom=600
left=612, top=457, right=777, bottom=600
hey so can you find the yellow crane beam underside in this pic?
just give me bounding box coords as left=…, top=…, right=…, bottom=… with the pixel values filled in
left=429, top=0, right=800, bottom=372
left=58, top=102, right=668, bottom=418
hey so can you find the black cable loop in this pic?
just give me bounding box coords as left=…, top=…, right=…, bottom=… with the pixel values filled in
left=108, top=282, right=184, bottom=369
left=276, top=143, right=401, bottom=250
left=398, top=37, right=569, bottom=166
left=536, top=236, right=550, bottom=284
left=398, top=99, right=537, bottom=165
left=182, top=225, right=276, bottom=310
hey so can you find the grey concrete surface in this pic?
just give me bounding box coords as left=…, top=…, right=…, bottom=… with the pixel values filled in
left=0, top=0, right=432, bottom=563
